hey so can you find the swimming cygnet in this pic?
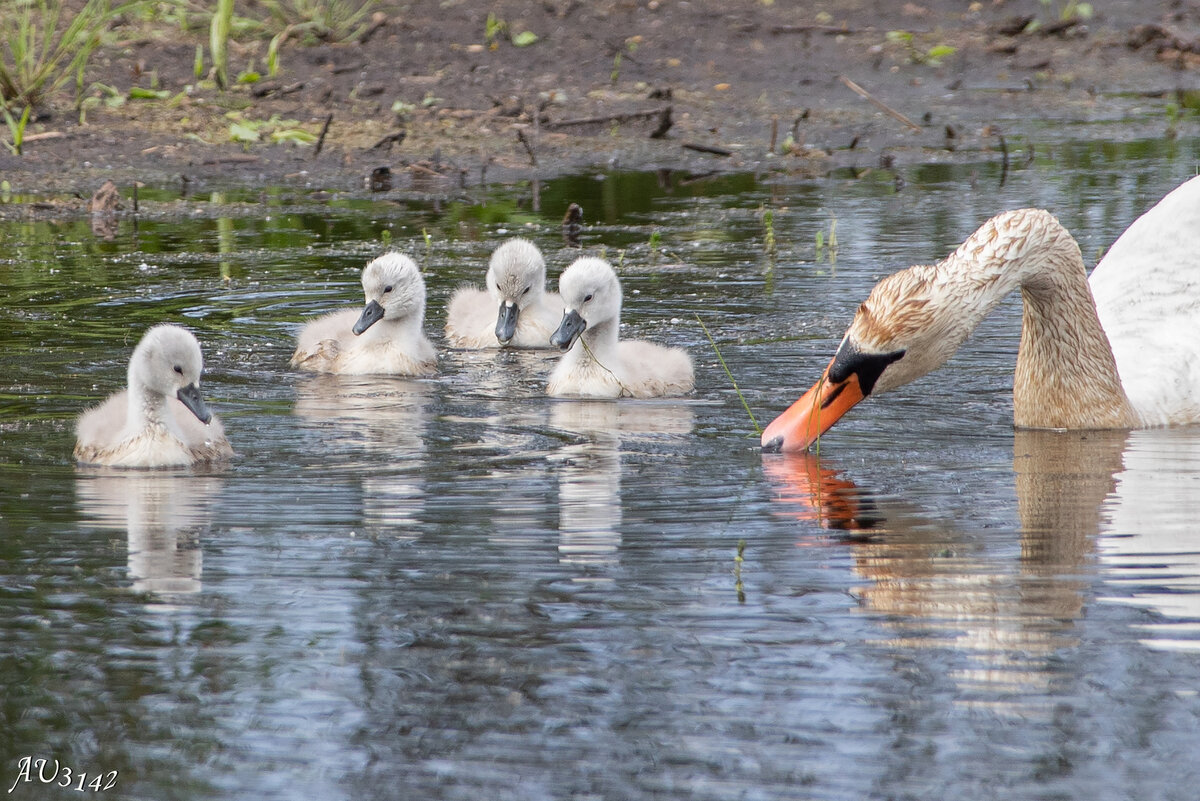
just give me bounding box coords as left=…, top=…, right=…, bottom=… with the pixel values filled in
left=547, top=257, right=694, bottom=399
left=444, top=238, right=562, bottom=348
left=74, top=324, right=233, bottom=468
left=291, top=252, right=436, bottom=376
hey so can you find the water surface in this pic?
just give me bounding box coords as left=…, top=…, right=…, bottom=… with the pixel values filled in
left=4, top=138, right=1200, bottom=800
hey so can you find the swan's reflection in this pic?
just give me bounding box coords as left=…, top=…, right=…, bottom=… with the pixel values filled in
left=1092, top=428, right=1200, bottom=649
left=550, top=402, right=693, bottom=570
left=293, top=375, right=431, bottom=534
left=75, top=471, right=222, bottom=597
left=765, top=425, right=1200, bottom=697
left=764, top=440, right=1094, bottom=709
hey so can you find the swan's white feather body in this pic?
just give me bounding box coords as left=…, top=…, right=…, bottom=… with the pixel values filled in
left=1089, top=175, right=1200, bottom=426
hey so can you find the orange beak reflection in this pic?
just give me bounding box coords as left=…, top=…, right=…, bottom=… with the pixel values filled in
left=761, top=358, right=867, bottom=453
left=761, top=451, right=877, bottom=533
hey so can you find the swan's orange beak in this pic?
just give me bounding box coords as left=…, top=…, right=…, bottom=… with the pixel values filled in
left=761, top=358, right=866, bottom=453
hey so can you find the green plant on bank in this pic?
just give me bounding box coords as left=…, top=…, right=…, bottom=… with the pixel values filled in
left=78, top=81, right=188, bottom=124
left=484, top=12, right=506, bottom=48
left=1023, top=0, right=1093, bottom=32
left=483, top=12, right=537, bottom=49
left=209, top=0, right=233, bottom=88
left=259, top=0, right=377, bottom=80
left=227, top=112, right=317, bottom=148
left=611, top=36, right=638, bottom=84
left=0, top=0, right=140, bottom=152
left=884, top=30, right=955, bottom=67
left=1040, top=0, right=1093, bottom=21
left=260, top=0, right=377, bottom=43
left=0, top=104, right=30, bottom=155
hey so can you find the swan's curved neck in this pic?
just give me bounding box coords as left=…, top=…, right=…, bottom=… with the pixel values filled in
left=949, top=210, right=1139, bottom=428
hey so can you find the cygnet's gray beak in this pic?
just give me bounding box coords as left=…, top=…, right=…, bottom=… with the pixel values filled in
left=353, top=300, right=385, bottom=335
left=550, top=309, right=586, bottom=351
left=176, top=383, right=213, bottom=424
left=495, top=301, right=519, bottom=345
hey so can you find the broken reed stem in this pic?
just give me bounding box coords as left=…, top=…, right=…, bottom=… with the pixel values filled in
left=516, top=128, right=538, bottom=166
left=838, top=75, right=921, bottom=132
left=313, top=113, right=333, bottom=157
left=695, top=314, right=761, bottom=435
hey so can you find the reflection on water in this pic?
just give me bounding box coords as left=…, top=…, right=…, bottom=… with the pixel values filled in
left=7, top=154, right=1200, bottom=799
left=293, top=375, right=431, bottom=534
left=549, top=402, right=694, bottom=569
left=765, top=450, right=1086, bottom=713
left=763, top=453, right=881, bottom=534
left=765, top=423, right=1200, bottom=716
left=1095, top=428, right=1200, bottom=649
left=75, top=471, right=222, bottom=596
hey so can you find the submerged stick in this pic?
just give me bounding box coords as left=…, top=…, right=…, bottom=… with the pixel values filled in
left=695, top=314, right=761, bottom=435
left=838, top=75, right=922, bottom=132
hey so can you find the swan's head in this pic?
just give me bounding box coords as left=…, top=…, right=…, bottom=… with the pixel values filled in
left=485, top=238, right=547, bottom=344
left=129, top=324, right=213, bottom=423
left=761, top=263, right=975, bottom=453
left=550, top=257, right=621, bottom=351
left=354, top=252, right=426, bottom=335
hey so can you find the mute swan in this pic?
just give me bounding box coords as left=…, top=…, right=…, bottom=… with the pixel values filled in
left=291, top=252, right=436, bottom=376
left=74, top=324, right=232, bottom=468
left=761, top=174, right=1200, bottom=452
left=444, top=238, right=562, bottom=348
left=547, top=256, right=694, bottom=398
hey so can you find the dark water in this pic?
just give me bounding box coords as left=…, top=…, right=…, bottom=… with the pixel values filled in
left=4, top=138, right=1200, bottom=800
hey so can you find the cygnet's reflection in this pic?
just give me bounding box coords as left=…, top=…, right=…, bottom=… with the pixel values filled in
left=550, top=401, right=693, bottom=569
left=444, top=347, right=559, bottom=399
left=442, top=349, right=561, bottom=458
left=75, top=471, right=222, bottom=597
left=293, top=375, right=431, bottom=534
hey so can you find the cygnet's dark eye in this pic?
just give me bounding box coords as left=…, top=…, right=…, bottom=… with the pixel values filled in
left=522, top=286, right=531, bottom=295
left=173, top=365, right=184, bottom=375
left=583, top=293, right=593, bottom=303
left=383, top=285, right=394, bottom=293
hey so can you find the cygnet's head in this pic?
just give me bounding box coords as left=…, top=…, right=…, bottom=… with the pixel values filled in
left=485, top=238, right=547, bottom=344
left=129, top=324, right=213, bottom=423
left=353, top=252, right=426, bottom=335
left=549, top=257, right=622, bottom=351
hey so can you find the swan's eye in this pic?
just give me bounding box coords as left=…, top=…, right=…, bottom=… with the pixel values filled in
left=173, top=365, right=184, bottom=375
left=383, top=285, right=394, bottom=293
left=522, top=286, right=531, bottom=295
left=583, top=293, right=594, bottom=303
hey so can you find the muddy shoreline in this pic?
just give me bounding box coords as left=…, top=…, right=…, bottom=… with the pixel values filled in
left=1, top=1, right=1198, bottom=204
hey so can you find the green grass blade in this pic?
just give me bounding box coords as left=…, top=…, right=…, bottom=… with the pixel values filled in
left=695, top=313, right=760, bottom=435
